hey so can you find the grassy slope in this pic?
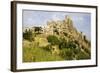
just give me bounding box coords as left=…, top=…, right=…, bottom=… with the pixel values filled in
left=23, top=36, right=64, bottom=62
left=23, top=47, right=64, bottom=62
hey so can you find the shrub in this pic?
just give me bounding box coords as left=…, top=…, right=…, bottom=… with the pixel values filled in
left=76, top=51, right=90, bottom=60
left=47, top=35, right=60, bottom=45
left=59, top=40, right=67, bottom=49
left=59, top=40, right=77, bottom=49
left=23, top=29, right=34, bottom=41
left=60, top=48, right=74, bottom=60
left=67, top=41, right=76, bottom=49
left=73, top=47, right=81, bottom=54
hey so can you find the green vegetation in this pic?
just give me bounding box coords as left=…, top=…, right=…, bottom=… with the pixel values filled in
left=60, top=48, right=74, bottom=60
left=47, top=35, right=60, bottom=45
left=23, top=29, right=34, bottom=41
left=23, top=46, right=63, bottom=62
left=34, top=27, right=42, bottom=34
left=76, top=50, right=90, bottom=60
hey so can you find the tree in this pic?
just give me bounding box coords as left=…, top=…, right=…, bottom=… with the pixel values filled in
left=47, top=35, right=59, bottom=45
left=34, top=27, right=42, bottom=34
left=23, top=29, right=34, bottom=41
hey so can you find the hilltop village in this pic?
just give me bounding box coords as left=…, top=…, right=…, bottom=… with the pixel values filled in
left=23, top=16, right=91, bottom=62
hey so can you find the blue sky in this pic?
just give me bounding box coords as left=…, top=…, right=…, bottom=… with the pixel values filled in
left=23, top=10, right=91, bottom=40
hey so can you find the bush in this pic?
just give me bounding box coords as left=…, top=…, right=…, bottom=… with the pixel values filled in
left=59, top=40, right=77, bottom=49
left=67, top=41, right=76, bottom=49
left=59, top=41, right=67, bottom=49
left=23, top=29, right=34, bottom=41
left=73, top=47, right=81, bottom=54
left=47, top=35, right=60, bottom=45
left=60, top=48, right=74, bottom=60
left=76, top=51, right=90, bottom=60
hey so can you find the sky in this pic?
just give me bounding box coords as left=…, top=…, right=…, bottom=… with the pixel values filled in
left=23, top=10, right=91, bottom=40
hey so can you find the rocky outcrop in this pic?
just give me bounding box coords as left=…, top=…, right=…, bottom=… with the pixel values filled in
left=43, top=15, right=90, bottom=52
